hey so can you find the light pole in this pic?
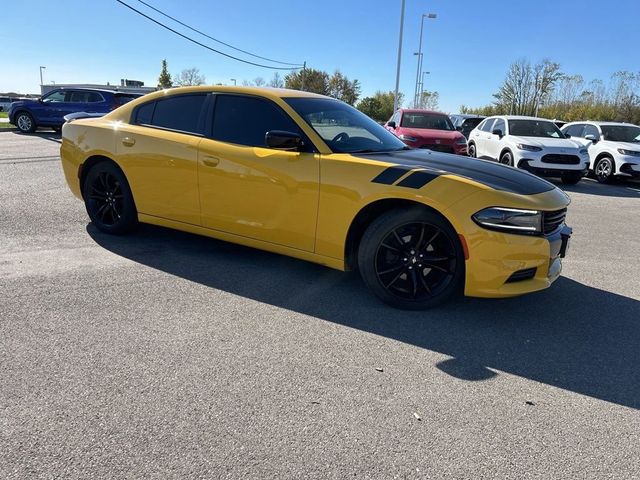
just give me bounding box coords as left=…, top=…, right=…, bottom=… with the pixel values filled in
left=412, top=52, right=422, bottom=107
left=39, top=66, right=46, bottom=86
left=230, top=78, right=236, bottom=86
left=393, top=0, right=406, bottom=113
left=419, top=71, right=431, bottom=107
left=413, top=13, right=436, bottom=108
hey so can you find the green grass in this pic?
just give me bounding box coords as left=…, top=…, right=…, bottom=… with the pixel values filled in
left=0, top=123, right=15, bottom=129
left=0, top=112, right=8, bottom=118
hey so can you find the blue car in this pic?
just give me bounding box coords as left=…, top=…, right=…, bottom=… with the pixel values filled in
left=8, top=88, right=141, bottom=133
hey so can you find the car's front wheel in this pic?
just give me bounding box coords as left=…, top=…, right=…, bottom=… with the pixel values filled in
left=83, top=160, right=138, bottom=235
left=15, top=112, right=36, bottom=133
left=561, top=172, right=583, bottom=185
left=499, top=151, right=513, bottom=166
left=357, top=207, right=464, bottom=310
left=468, top=143, right=476, bottom=158
left=594, top=156, right=615, bottom=183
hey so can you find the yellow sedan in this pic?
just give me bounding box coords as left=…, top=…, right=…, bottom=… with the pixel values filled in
left=60, top=86, right=572, bottom=309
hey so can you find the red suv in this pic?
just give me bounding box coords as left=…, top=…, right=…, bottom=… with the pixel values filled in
left=385, top=109, right=468, bottom=155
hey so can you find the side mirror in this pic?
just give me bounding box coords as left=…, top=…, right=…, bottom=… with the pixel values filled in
left=387, top=121, right=396, bottom=129
left=584, top=134, right=598, bottom=143
left=265, top=130, right=303, bottom=151
left=492, top=128, right=504, bottom=138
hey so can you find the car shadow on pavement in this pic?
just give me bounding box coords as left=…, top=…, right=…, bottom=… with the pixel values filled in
left=88, top=224, right=640, bottom=410
left=11, top=131, right=62, bottom=144
left=550, top=177, right=640, bottom=198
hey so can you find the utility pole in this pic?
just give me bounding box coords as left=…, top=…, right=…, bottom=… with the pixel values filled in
left=301, top=61, right=306, bottom=91
left=393, top=0, right=406, bottom=113
left=414, top=13, right=437, bottom=108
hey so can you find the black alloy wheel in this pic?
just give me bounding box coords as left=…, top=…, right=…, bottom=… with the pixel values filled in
left=594, top=156, right=614, bottom=183
left=468, top=143, right=476, bottom=158
left=83, top=161, right=138, bottom=234
left=499, top=151, right=513, bottom=166
left=358, top=208, right=464, bottom=309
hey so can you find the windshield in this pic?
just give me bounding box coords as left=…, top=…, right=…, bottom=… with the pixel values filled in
left=601, top=125, right=640, bottom=143
left=508, top=119, right=564, bottom=138
left=285, top=97, right=407, bottom=153
left=401, top=112, right=454, bottom=131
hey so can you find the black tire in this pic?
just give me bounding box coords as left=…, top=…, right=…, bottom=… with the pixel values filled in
left=561, top=172, right=583, bottom=185
left=594, top=156, right=615, bottom=183
left=468, top=143, right=476, bottom=158
left=52, top=126, right=62, bottom=133
left=499, top=151, right=513, bottom=166
left=15, top=111, right=36, bottom=133
left=357, top=207, right=464, bottom=310
left=83, top=160, right=138, bottom=235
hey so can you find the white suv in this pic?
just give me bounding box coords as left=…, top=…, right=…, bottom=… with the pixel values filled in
left=561, top=121, right=640, bottom=183
left=468, top=115, right=590, bottom=185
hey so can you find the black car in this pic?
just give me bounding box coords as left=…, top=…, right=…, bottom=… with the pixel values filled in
left=450, top=114, right=487, bottom=139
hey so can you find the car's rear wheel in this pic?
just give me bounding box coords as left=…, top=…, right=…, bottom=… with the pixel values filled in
left=357, top=207, right=464, bottom=310
left=499, top=151, right=513, bottom=166
left=468, top=143, right=476, bottom=158
left=83, top=161, right=138, bottom=235
left=594, top=156, right=614, bottom=183
left=561, top=172, right=583, bottom=185
left=15, top=112, right=36, bottom=133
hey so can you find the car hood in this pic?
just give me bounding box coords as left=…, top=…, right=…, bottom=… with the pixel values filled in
left=9, top=100, right=38, bottom=109
left=358, top=149, right=556, bottom=195
left=605, top=140, right=640, bottom=150
left=400, top=128, right=464, bottom=142
left=509, top=136, right=582, bottom=149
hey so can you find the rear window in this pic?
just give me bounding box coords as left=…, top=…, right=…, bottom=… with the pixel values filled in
left=133, top=94, right=207, bottom=135
left=114, top=94, right=140, bottom=107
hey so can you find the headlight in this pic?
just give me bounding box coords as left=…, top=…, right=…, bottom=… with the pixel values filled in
left=399, top=134, right=418, bottom=142
left=472, top=207, right=542, bottom=235
left=579, top=148, right=588, bottom=155
left=618, top=148, right=640, bottom=157
left=455, top=138, right=467, bottom=145
left=516, top=144, right=543, bottom=152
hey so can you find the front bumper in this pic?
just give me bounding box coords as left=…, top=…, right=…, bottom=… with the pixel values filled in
left=518, top=159, right=588, bottom=177
left=619, top=162, right=640, bottom=178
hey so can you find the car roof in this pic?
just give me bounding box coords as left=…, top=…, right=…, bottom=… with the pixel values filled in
left=490, top=115, right=557, bottom=121
left=565, top=120, right=637, bottom=127
left=399, top=108, right=448, bottom=115
left=133, top=85, right=328, bottom=101
left=48, top=87, right=120, bottom=94
left=450, top=114, right=486, bottom=119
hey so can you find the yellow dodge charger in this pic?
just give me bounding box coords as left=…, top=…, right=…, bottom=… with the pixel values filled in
left=60, top=86, right=572, bottom=309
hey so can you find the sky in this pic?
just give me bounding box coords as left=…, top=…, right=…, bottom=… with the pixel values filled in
left=1, top=0, right=639, bottom=112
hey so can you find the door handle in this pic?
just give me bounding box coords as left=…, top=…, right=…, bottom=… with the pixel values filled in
left=121, top=137, right=135, bottom=147
left=202, top=155, right=220, bottom=167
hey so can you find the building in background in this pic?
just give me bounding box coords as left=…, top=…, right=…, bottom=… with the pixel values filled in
left=41, top=79, right=155, bottom=96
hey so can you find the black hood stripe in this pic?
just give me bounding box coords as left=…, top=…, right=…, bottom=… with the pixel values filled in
left=371, top=165, right=414, bottom=185
left=396, top=170, right=440, bottom=189
left=362, top=150, right=555, bottom=195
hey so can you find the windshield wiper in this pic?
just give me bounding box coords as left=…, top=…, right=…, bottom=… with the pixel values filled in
left=349, top=147, right=411, bottom=154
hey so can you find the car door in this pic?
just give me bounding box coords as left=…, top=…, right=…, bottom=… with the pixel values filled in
left=473, top=118, right=494, bottom=158
left=114, top=93, right=208, bottom=225
left=486, top=118, right=506, bottom=159
left=37, top=90, right=67, bottom=125
left=197, top=94, right=320, bottom=252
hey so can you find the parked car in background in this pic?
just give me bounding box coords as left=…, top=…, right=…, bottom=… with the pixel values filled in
left=468, top=115, right=590, bottom=184
left=561, top=121, right=640, bottom=183
left=0, top=96, right=17, bottom=112
left=450, top=114, right=486, bottom=139
left=385, top=109, right=468, bottom=155
left=8, top=88, right=141, bottom=133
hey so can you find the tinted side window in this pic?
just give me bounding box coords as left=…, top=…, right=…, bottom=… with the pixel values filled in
left=480, top=118, right=496, bottom=132
left=87, top=92, right=104, bottom=103
left=583, top=124, right=600, bottom=139
left=492, top=118, right=505, bottom=134
left=135, top=101, right=155, bottom=125
left=212, top=95, right=300, bottom=147
left=42, top=91, right=66, bottom=103
left=564, top=124, right=584, bottom=137
left=150, top=94, right=207, bottom=134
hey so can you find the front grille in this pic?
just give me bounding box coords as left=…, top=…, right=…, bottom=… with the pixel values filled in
left=541, top=154, right=580, bottom=165
left=543, top=208, right=567, bottom=234
left=420, top=144, right=454, bottom=153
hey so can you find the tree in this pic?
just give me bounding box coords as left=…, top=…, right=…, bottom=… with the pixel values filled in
left=356, top=91, right=404, bottom=122
left=419, top=91, right=439, bottom=110
left=327, top=70, right=361, bottom=105
left=269, top=72, right=284, bottom=88
left=173, top=67, right=206, bottom=86
left=253, top=77, right=266, bottom=87
left=284, top=68, right=329, bottom=95
left=157, top=59, right=172, bottom=89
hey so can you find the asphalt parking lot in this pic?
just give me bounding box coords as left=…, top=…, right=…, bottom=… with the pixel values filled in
left=1, top=131, right=639, bottom=479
